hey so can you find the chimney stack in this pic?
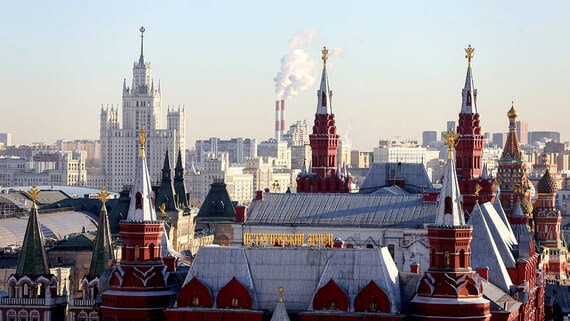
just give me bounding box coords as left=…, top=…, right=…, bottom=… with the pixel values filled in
left=280, top=99, right=286, bottom=141
left=275, top=100, right=280, bottom=141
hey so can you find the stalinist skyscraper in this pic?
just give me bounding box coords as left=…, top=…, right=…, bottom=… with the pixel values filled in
left=100, top=27, right=185, bottom=191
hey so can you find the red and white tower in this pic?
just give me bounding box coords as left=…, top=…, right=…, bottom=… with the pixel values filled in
left=411, top=131, right=490, bottom=321
left=533, top=169, right=569, bottom=280
left=455, top=45, right=495, bottom=214
left=296, top=46, right=351, bottom=193
left=100, top=127, right=173, bottom=320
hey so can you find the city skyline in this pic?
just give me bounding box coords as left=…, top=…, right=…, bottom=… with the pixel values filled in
left=2, top=1, right=570, bottom=150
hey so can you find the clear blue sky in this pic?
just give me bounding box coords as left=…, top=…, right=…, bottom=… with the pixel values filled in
left=1, top=1, right=569, bottom=150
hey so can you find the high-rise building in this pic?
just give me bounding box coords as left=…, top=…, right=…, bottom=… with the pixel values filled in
left=195, top=137, right=257, bottom=166
left=446, top=120, right=456, bottom=131
left=296, top=47, right=351, bottom=193
left=422, top=131, right=437, bottom=146
left=528, top=131, right=561, bottom=145
left=0, top=133, right=12, bottom=147
left=492, top=133, right=507, bottom=148
left=516, top=120, right=528, bottom=145
left=283, top=120, right=310, bottom=146
left=100, top=27, right=185, bottom=191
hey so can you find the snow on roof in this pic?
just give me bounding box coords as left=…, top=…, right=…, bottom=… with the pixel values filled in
left=184, top=246, right=401, bottom=313
left=359, top=163, right=433, bottom=194
left=480, top=202, right=517, bottom=268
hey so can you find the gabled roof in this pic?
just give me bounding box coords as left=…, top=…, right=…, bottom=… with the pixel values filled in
left=246, top=193, right=436, bottom=228
left=468, top=203, right=513, bottom=292
left=183, top=247, right=401, bottom=313
left=478, top=203, right=517, bottom=268
left=196, top=180, right=236, bottom=222
left=493, top=197, right=514, bottom=236
left=371, top=185, right=411, bottom=196
left=16, top=202, right=49, bottom=275
left=359, top=163, right=433, bottom=194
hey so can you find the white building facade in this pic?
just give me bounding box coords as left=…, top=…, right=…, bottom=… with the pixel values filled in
left=100, top=27, right=185, bottom=191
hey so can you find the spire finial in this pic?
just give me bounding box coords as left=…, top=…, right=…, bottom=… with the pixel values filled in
left=139, top=26, right=146, bottom=64
left=98, top=188, right=111, bottom=204
left=28, top=185, right=40, bottom=204
left=474, top=183, right=482, bottom=204
left=465, top=44, right=474, bottom=67
left=442, top=129, right=460, bottom=160
left=139, top=126, right=146, bottom=157
left=278, top=287, right=283, bottom=303
left=322, top=46, right=329, bottom=69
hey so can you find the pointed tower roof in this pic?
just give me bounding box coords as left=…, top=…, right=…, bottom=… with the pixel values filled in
left=501, top=101, right=523, bottom=161
left=316, top=46, right=332, bottom=115
left=16, top=186, right=49, bottom=275
left=196, top=179, right=236, bottom=222
left=271, top=287, right=290, bottom=321
left=127, top=127, right=158, bottom=221
left=481, top=163, right=489, bottom=179
left=89, top=188, right=116, bottom=277
left=157, top=150, right=177, bottom=211
left=434, top=130, right=465, bottom=226
left=460, top=45, right=477, bottom=114
left=138, top=26, right=145, bottom=65
left=537, top=169, right=556, bottom=194
left=174, top=148, right=188, bottom=208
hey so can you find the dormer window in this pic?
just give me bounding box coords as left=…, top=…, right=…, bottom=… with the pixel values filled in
left=136, top=192, right=143, bottom=209
left=192, top=296, right=200, bottom=306
left=231, top=297, right=239, bottom=307
left=328, top=301, right=336, bottom=310
left=444, top=197, right=452, bottom=214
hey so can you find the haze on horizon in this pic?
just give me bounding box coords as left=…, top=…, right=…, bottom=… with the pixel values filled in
left=1, top=1, right=569, bottom=151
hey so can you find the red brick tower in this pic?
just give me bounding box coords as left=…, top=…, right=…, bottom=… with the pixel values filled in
left=455, top=45, right=495, bottom=214
left=296, top=46, right=351, bottom=193
left=411, top=131, right=490, bottom=321
left=533, top=169, right=569, bottom=280
left=100, top=127, right=173, bottom=320
left=496, top=102, right=531, bottom=217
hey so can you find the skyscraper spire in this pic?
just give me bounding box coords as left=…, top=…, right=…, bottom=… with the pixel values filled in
left=316, top=46, right=332, bottom=115
left=16, top=186, right=49, bottom=275
left=88, top=188, right=116, bottom=276
left=157, top=150, right=177, bottom=211
left=139, top=26, right=145, bottom=65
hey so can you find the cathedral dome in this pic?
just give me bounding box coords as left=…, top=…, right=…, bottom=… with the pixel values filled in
left=507, top=105, right=518, bottom=118
left=537, top=169, right=556, bottom=194
left=519, top=193, right=533, bottom=216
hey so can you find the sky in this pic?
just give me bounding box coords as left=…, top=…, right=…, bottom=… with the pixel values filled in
left=1, top=1, right=570, bottom=151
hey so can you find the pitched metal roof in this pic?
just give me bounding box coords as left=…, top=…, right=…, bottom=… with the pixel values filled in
left=246, top=193, right=436, bottom=228
left=184, top=246, right=401, bottom=313
left=359, top=163, right=433, bottom=194
left=16, top=203, right=49, bottom=275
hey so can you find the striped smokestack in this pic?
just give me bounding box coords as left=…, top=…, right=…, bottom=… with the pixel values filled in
left=280, top=99, right=285, bottom=141
left=275, top=100, right=280, bottom=141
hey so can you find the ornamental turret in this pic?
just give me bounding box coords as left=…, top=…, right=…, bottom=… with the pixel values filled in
left=454, top=45, right=495, bottom=214
left=412, top=130, right=490, bottom=321
left=296, top=46, right=351, bottom=193
left=496, top=102, right=531, bottom=217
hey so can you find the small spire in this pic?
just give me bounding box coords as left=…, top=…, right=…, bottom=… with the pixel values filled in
left=89, top=188, right=116, bottom=276
left=278, top=287, right=283, bottom=303
left=16, top=186, right=49, bottom=275
left=139, top=26, right=146, bottom=65
left=474, top=183, right=482, bottom=204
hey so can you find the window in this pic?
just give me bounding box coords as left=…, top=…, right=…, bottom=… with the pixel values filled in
left=135, top=192, right=143, bottom=209
left=134, top=245, right=140, bottom=261
left=388, top=244, right=395, bottom=259
left=192, top=296, right=200, bottom=306
left=444, top=197, right=452, bottom=214
left=444, top=251, right=450, bottom=268
left=369, top=301, right=377, bottom=312
left=231, top=297, right=239, bottom=307
left=328, top=301, right=336, bottom=310
left=23, top=283, right=30, bottom=298
left=459, top=249, right=466, bottom=268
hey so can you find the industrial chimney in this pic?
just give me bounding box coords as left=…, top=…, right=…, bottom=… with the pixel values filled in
left=275, top=100, right=280, bottom=141
left=280, top=99, right=286, bottom=141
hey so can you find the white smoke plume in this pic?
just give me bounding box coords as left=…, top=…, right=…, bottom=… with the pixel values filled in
left=274, top=29, right=343, bottom=100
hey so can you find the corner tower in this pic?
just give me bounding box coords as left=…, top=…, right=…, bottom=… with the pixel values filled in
left=455, top=45, right=495, bottom=214
left=411, top=130, right=490, bottom=321
left=296, top=46, right=351, bottom=193
left=100, top=128, right=173, bottom=320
